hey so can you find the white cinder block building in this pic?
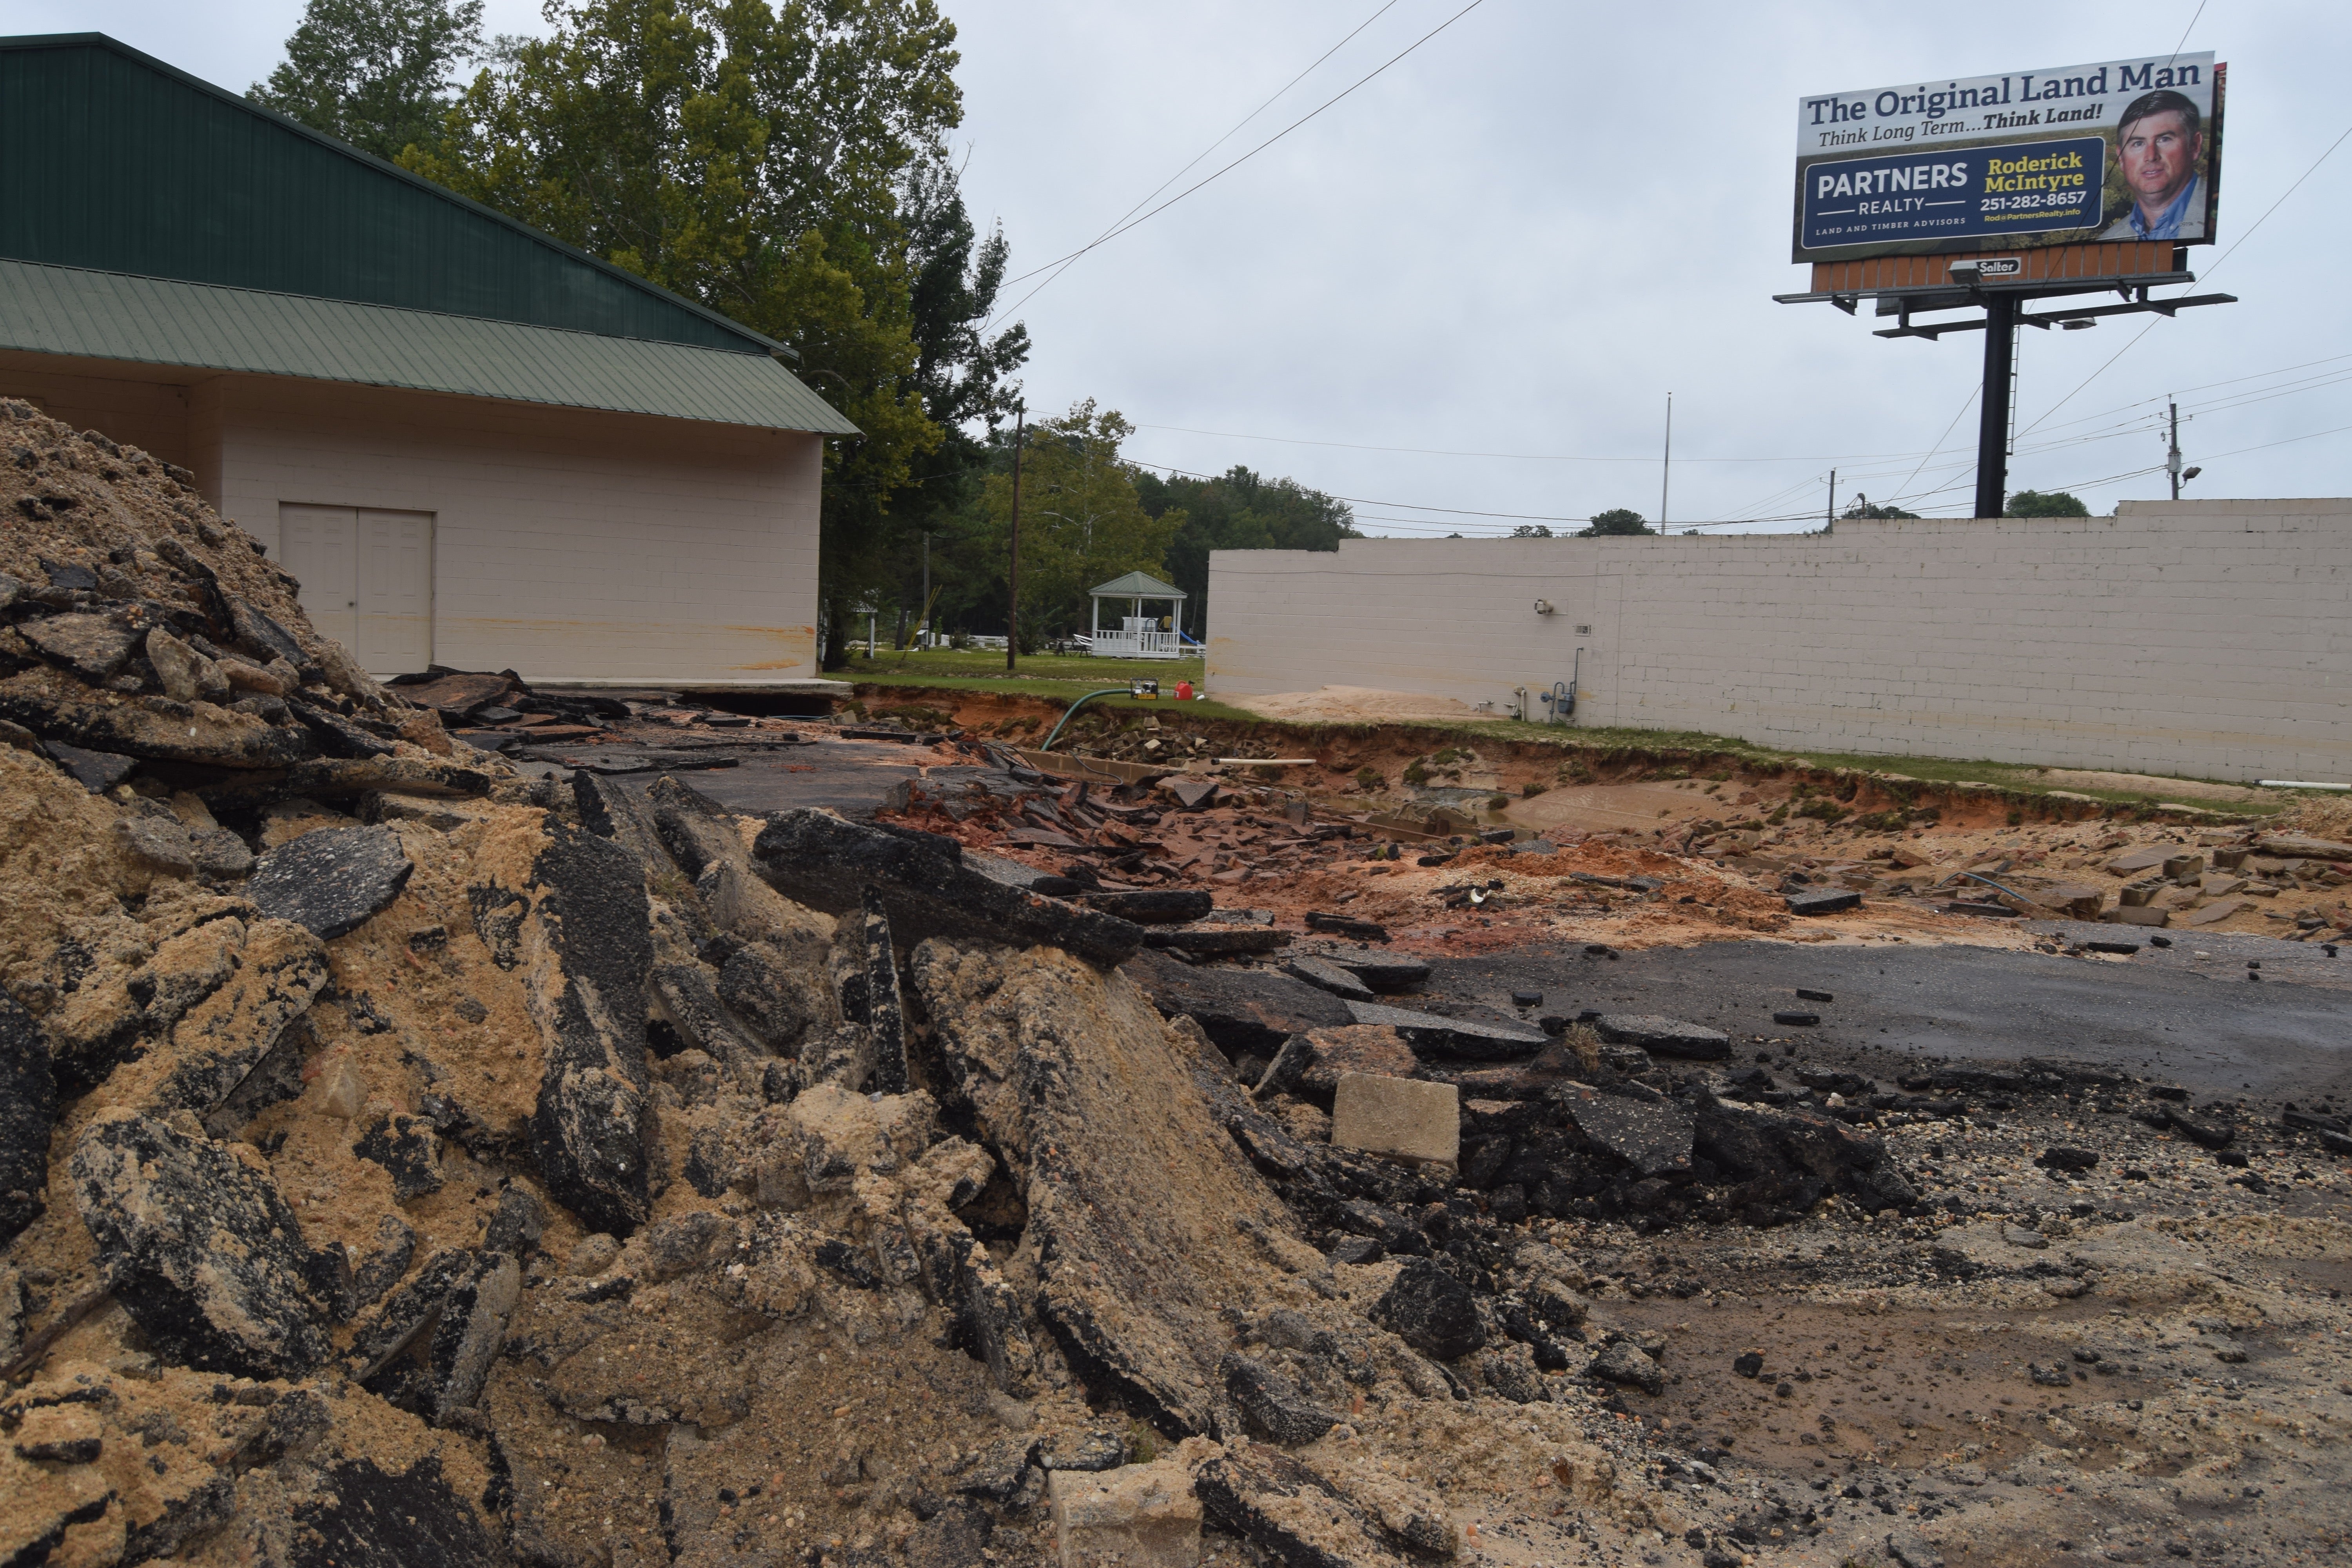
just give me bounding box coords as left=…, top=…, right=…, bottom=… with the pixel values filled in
left=0, top=33, right=857, bottom=686
left=1206, top=503, right=2352, bottom=783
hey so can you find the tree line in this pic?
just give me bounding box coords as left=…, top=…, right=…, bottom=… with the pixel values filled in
left=250, top=2, right=2100, bottom=655
left=250, top=0, right=1359, bottom=661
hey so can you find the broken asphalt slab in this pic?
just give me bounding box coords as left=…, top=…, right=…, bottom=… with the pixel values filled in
left=520, top=824, right=659, bottom=1237
left=1555, top=1090, right=1695, bottom=1179
left=751, top=808, right=1143, bottom=968
left=910, top=938, right=1311, bottom=1439
left=1283, top=954, right=1377, bottom=1002
left=70, top=1109, right=339, bottom=1378
left=1343, top=999, right=1550, bottom=1062
left=1124, top=949, right=1353, bottom=1056
left=595, top=739, right=991, bottom=817
left=1315, top=946, right=1431, bottom=992
left=1084, top=889, right=1213, bottom=924
left=244, top=824, right=413, bottom=939
left=1594, top=1013, right=1732, bottom=1061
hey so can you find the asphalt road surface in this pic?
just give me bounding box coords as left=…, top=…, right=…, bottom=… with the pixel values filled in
left=1421, top=934, right=2352, bottom=1101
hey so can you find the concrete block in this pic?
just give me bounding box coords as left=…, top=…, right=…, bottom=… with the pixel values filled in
left=1051, top=1461, right=1201, bottom=1567
left=1330, top=1073, right=1459, bottom=1169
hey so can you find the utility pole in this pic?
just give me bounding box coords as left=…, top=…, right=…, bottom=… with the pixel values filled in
left=1658, top=392, right=1673, bottom=533
left=2167, top=397, right=2183, bottom=501
left=1826, top=467, right=1836, bottom=532
left=918, top=532, right=930, bottom=650
left=1007, top=405, right=1024, bottom=673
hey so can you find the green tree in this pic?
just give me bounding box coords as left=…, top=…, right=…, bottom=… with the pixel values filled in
left=902, top=149, right=1027, bottom=438
left=977, top=403, right=1180, bottom=646
left=1842, top=497, right=1920, bottom=519
left=1510, top=524, right=1553, bottom=538
left=400, top=0, right=983, bottom=669
left=1132, top=465, right=1356, bottom=630
left=876, top=148, right=1029, bottom=648
left=1580, top=508, right=1652, bottom=536
left=2005, top=489, right=2091, bottom=517
left=250, top=0, right=484, bottom=162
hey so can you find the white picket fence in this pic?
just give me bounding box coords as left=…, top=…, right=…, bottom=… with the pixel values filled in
left=1085, top=627, right=1185, bottom=658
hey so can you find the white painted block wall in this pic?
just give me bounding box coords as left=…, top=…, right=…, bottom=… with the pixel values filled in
left=1205, top=503, right=2352, bottom=782
left=195, top=377, right=823, bottom=684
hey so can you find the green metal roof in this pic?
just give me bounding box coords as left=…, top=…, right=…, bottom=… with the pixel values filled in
left=0, top=34, right=782, bottom=357
left=1091, top=570, right=1186, bottom=599
left=0, top=260, right=859, bottom=434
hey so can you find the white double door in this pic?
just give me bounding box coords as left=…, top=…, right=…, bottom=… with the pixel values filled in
left=278, top=505, right=435, bottom=676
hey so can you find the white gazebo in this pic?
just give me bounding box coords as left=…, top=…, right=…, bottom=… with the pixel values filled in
left=1086, top=570, right=1188, bottom=658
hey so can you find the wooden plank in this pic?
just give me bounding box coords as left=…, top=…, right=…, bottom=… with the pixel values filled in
left=1009, top=748, right=1172, bottom=786
left=1358, top=813, right=1452, bottom=846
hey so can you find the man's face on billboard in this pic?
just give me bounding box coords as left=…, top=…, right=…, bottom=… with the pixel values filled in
left=2120, top=110, right=2199, bottom=205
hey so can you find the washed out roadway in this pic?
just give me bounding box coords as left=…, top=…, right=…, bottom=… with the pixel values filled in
left=513, top=729, right=2352, bottom=1100
left=1418, top=933, right=2352, bottom=1101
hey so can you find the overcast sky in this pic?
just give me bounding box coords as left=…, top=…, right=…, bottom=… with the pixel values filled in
left=22, top=0, right=2350, bottom=534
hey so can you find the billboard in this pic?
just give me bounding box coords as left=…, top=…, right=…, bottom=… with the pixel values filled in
left=1793, top=53, right=2222, bottom=264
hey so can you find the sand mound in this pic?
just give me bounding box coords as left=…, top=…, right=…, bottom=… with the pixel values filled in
left=1225, top=685, right=1487, bottom=723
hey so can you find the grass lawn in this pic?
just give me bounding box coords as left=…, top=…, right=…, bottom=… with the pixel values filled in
left=848, top=647, right=1207, bottom=690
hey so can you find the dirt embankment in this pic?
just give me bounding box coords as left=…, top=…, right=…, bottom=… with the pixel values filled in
left=878, top=706, right=2351, bottom=952
left=856, top=682, right=2258, bottom=830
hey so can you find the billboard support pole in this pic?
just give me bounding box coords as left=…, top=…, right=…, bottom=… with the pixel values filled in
left=1973, top=293, right=2018, bottom=520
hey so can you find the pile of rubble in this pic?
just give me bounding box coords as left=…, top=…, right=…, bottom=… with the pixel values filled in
left=392, top=668, right=629, bottom=749
left=7, top=400, right=2350, bottom=1567
left=1694, top=822, right=2352, bottom=938
left=884, top=760, right=1802, bottom=953
left=0, top=404, right=471, bottom=800
left=0, top=403, right=1769, bottom=1566
left=884, top=744, right=2352, bottom=957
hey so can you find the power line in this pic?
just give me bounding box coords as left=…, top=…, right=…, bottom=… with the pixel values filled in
left=2018, top=116, right=2352, bottom=438
left=1887, top=387, right=1980, bottom=506
left=1131, top=422, right=1959, bottom=465
left=2167, top=0, right=2208, bottom=67
left=1123, top=348, right=2352, bottom=525
left=984, top=0, right=1488, bottom=328
left=984, top=1, right=1403, bottom=329
left=1347, top=416, right=2349, bottom=540
left=1143, top=347, right=2352, bottom=537
left=2191, top=417, right=2352, bottom=464
left=1118, top=329, right=2352, bottom=537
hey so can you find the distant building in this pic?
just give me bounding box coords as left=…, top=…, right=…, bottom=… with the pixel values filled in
left=0, top=33, right=856, bottom=685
